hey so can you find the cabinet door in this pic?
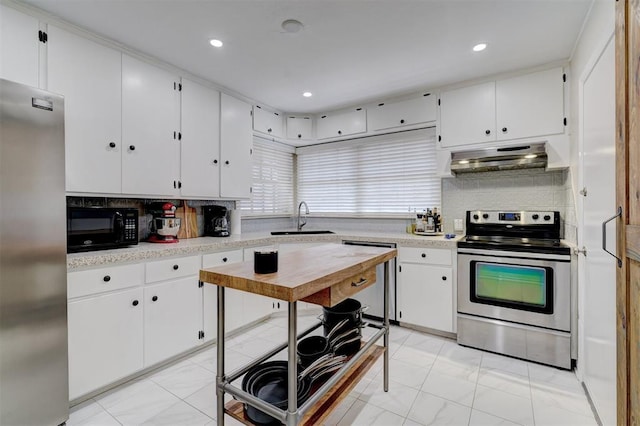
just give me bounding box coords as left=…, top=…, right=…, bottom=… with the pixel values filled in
left=253, top=105, right=283, bottom=138
left=144, top=277, right=202, bottom=366
left=0, top=5, right=39, bottom=87
left=180, top=78, right=220, bottom=198
left=397, top=263, right=453, bottom=332
left=48, top=26, right=122, bottom=194
left=202, top=249, right=243, bottom=342
left=496, top=67, right=565, bottom=141
left=369, top=95, right=437, bottom=131
left=220, top=93, right=253, bottom=198
left=316, top=109, right=367, bottom=140
left=286, top=116, right=313, bottom=140
left=68, top=288, right=143, bottom=400
left=439, top=81, right=496, bottom=148
left=244, top=292, right=273, bottom=324
left=122, top=55, right=180, bottom=197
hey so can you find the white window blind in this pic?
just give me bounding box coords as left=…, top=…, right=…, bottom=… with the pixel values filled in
left=240, top=138, right=294, bottom=215
left=296, top=129, right=440, bottom=214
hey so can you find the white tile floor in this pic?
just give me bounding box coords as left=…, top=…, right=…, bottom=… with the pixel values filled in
left=69, top=315, right=599, bottom=426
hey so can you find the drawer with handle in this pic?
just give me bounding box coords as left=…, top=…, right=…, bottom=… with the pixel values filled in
left=68, top=263, right=144, bottom=299
left=397, top=246, right=452, bottom=266
left=145, top=255, right=201, bottom=283
left=202, top=249, right=243, bottom=268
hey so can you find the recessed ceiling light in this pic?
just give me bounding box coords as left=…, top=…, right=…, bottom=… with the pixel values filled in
left=303, top=92, right=313, bottom=97
left=282, top=19, right=304, bottom=33
left=459, top=160, right=470, bottom=164
left=524, top=154, right=538, bottom=159
left=209, top=39, right=223, bottom=48
left=473, top=43, right=487, bottom=52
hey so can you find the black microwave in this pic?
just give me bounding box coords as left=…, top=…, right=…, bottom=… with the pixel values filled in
left=67, top=207, right=139, bottom=253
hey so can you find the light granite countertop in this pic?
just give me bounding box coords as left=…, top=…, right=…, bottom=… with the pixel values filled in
left=67, top=230, right=464, bottom=271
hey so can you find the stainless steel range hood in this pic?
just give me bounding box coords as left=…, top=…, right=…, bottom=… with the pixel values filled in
left=450, top=142, right=547, bottom=174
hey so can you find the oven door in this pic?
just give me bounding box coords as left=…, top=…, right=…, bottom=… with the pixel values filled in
left=457, top=248, right=571, bottom=331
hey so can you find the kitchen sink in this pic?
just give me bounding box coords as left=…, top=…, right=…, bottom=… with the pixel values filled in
left=270, top=230, right=335, bottom=235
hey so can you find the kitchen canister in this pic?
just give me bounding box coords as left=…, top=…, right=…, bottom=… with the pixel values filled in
left=254, top=249, right=278, bottom=274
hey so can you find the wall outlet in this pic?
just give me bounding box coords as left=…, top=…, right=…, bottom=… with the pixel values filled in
left=454, top=218, right=464, bottom=232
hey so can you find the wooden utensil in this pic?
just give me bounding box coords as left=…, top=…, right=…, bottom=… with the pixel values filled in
left=176, top=201, right=198, bottom=239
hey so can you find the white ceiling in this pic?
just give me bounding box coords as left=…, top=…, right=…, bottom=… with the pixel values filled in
left=21, top=0, right=593, bottom=114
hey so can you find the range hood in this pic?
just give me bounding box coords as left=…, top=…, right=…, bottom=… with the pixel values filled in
left=450, top=142, right=547, bottom=174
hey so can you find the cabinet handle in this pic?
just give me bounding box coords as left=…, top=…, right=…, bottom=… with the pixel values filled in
left=152, top=296, right=158, bottom=302
left=213, top=159, right=218, bottom=164
left=132, top=300, right=139, bottom=307
left=442, top=276, right=447, bottom=281
left=225, top=160, right=230, bottom=165
left=173, top=264, right=179, bottom=270
left=108, top=142, right=116, bottom=148
left=222, top=257, right=228, bottom=262
left=103, top=275, right=111, bottom=282
left=267, top=128, right=272, bottom=133
left=298, top=134, right=302, bottom=138
left=351, top=278, right=369, bottom=287
left=421, top=253, right=426, bottom=258
left=502, top=127, right=508, bottom=133
left=277, top=302, right=281, bottom=309
left=338, top=130, right=342, bottom=135
left=129, top=145, right=136, bottom=151
left=400, top=119, right=405, bottom=124
left=485, top=130, right=491, bottom=135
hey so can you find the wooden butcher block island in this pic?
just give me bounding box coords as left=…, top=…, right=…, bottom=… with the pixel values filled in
left=200, top=243, right=397, bottom=426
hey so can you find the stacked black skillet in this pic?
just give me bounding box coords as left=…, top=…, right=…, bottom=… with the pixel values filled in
left=240, top=298, right=367, bottom=425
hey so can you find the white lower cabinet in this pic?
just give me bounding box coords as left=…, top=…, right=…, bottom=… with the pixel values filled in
left=143, top=277, right=203, bottom=366
left=396, top=247, right=454, bottom=333
left=67, top=287, right=143, bottom=400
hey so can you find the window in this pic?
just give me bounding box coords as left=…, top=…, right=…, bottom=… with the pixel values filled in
left=240, top=138, right=294, bottom=216
left=296, top=128, right=440, bottom=215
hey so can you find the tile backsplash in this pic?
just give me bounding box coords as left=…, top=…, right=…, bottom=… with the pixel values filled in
left=441, top=168, right=577, bottom=243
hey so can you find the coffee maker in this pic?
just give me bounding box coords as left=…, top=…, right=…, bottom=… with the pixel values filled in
left=203, top=205, right=230, bottom=237
left=148, top=202, right=181, bottom=243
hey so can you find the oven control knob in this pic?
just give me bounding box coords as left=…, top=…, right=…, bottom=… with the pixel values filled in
left=482, top=213, right=489, bottom=219
left=473, top=214, right=479, bottom=220
left=544, top=215, right=551, bottom=221
left=532, top=214, right=539, bottom=220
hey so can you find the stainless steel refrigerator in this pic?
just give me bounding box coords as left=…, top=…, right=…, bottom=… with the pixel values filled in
left=0, top=79, right=68, bottom=425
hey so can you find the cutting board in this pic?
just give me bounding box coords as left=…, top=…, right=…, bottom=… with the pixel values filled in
left=175, top=201, right=198, bottom=239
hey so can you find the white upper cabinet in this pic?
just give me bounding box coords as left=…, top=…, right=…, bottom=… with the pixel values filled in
left=122, top=55, right=180, bottom=197
left=220, top=93, right=253, bottom=199
left=439, top=67, right=565, bottom=149
left=180, top=78, right=221, bottom=198
left=48, top=26, right=123, bottom=194
left=286, top=116, right=313, bottom=140
left=495, top=67, right=565, bottom=141
left=0, top=5, right=39, bottom=87
left=316, top=108, right=367, bottom=140
left=253, top=105, right=283, bottom=138
left=369, top=94, right=437, bottom=131
left=439, top=81, right=496, bottom=148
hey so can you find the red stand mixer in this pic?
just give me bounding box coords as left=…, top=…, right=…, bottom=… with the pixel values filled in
left=148, top=202, right=181, bottom=243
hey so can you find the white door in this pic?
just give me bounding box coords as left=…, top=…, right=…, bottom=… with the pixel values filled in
left=0, top=5, right=39, bottom=87
left=220, top=93, right=252, bottom=198
left=580, top=36, right=616, bottom=426
left=439, top=81, right=496, bottom=148
left=122, top=55, right=180, bottom=197
left=67, top=288, right=143, bottom=400
left=48, top=26, right=122, bottom=194
left=496, top=67, right=565, bottom=141
left=144, top=277, right=202, bottom=366
left=180, top=78, right=220, bottom=198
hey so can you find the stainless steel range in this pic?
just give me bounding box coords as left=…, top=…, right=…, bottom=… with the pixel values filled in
left=457, top=210, right=573, bottom=369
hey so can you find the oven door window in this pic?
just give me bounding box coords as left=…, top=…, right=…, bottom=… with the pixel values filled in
left=470, top=261, right=554, bottom=314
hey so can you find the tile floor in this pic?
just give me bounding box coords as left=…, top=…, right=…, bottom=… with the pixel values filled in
left=68, top=314, right=599, bottom=426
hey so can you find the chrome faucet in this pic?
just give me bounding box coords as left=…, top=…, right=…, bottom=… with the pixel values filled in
left=297, top=201, right=309, bottom=231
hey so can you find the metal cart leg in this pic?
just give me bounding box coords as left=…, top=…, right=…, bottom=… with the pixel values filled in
left=286, top=301, right=298, bottom=426
left=217, top=286, right=225, bottom=426
left=383, top=260, right=390, bottom=392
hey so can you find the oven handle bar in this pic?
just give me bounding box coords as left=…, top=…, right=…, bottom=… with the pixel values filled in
left=457, top=248, right=570, bottom=262
left=602, top=206, right=622, bottom=268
